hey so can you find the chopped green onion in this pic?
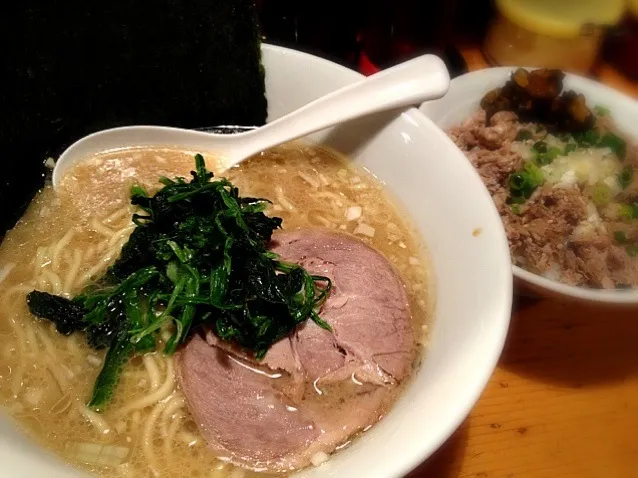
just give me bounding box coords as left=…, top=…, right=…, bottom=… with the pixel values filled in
left=619, top=166, right=633, bottom=189
left=508, top=162, right=544, bottom=204
left=592, top=184, right=612, bottom=206
left=535, top=155, right=552, bottom=166
left=594, top=105, right=610, bottom=116
left=599, top=132, right=627, bottom=160
left=516, top=130, right=533, bottom=141
left=572, top=129, right=627, bottom=159
left=532, top=141, right=547, bottom=153
left=619, top=203, right=638, bottom=220
left=526, top=162, right=544, bottom=185
left=627, top=245, right=638, bottom=257
left=533, top=141, right=562, bottom=166
left=547, top=147, right=562, bottom=163
left=614, top=231, right=628, bottom=243
left=509, top=173, right=526, bottom=191
left=510, top=204, right=521, bottom=215
left=564, top=143, right=577, bottom=155
left=574, top=129, right=600, bottom=147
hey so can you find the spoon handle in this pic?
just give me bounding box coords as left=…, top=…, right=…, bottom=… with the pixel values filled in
left=225, top=54, right=450, bottom=167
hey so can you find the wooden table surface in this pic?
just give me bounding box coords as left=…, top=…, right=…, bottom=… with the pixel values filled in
left=409, top=49, right=638, bottom=478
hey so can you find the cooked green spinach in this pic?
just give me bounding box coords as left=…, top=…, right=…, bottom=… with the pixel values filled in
left=27, top=155, right=331, bottom=410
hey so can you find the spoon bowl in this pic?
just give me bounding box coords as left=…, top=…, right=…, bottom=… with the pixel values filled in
left=51, top=54, right=449, bottom=188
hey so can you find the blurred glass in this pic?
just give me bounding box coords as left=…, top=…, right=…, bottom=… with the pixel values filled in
left=484, top=0, right=624, bottom=74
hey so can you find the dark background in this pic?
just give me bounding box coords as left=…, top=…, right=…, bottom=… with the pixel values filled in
left=0, top=0, right=267, bottom=237
left=257, top=0, right=494, bottom=73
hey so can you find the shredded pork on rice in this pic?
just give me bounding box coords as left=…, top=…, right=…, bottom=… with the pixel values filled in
left=449, top=109, right=638, bottom=289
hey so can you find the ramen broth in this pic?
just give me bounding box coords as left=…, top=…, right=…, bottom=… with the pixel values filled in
left=0, top=144, right=431, bottom=477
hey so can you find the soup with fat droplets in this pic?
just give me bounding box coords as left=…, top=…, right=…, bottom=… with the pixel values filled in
left=0, top=144, right=431, bottom=477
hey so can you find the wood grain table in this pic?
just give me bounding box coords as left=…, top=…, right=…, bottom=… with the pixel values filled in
left=409, top=49, right=638, bottom=478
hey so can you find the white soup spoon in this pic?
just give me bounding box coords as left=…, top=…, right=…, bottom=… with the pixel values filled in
left=52, top=54, right=450, bottom=189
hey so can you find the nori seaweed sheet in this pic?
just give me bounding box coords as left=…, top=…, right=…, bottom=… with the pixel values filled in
left=0, top=1, right=267, bottom=237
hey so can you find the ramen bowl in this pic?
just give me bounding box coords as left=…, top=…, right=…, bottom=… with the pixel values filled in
left=420, top=66, right=638, bottom=305
left=0, top=45, right=512, bottom=477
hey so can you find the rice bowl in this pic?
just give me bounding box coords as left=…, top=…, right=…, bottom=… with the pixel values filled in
left=421, top=66, right=638, bottom=304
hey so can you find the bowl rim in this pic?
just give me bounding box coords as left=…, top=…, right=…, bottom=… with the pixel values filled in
left=261, top=44, right=513, bottom=477
left=423, top=65, right=638, bottom=305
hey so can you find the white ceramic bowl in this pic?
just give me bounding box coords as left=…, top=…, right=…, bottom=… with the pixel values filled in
left=0, top=46, right=512, bottom=477
left=420, top=66, right=638, bottom=305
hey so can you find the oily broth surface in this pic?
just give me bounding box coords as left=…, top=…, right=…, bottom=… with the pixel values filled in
left=227, top=144, right=432, bottom=347
left=0, top=144, right=431, bottom=477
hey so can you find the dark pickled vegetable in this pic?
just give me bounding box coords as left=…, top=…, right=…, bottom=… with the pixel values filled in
left=480, top=68, right=595, bottom=133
